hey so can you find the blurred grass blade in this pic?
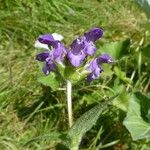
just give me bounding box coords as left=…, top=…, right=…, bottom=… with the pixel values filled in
left=23, top=132, right=67, bottom=147
left=135, top=0, right=150, bottom=19
left=97, top=140, right=119, bottom=149
left=67, top=94, right=119, bottom=150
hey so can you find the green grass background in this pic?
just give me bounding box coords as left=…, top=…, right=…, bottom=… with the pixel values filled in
left=0, top=0, right=149, bottom=149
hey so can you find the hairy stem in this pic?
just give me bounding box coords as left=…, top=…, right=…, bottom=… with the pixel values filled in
left=66, top=80, right=73, bottom=127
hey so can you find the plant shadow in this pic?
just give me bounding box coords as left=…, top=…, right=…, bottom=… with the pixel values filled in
left=14, top=86, right=62, bottom=121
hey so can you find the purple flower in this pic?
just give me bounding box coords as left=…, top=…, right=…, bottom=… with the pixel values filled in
left=36, top=34, right=67, bottom=75
left=51, top=41, right=67, bottom=62
left=35, top=33, right=64, bottom=50
left=87, top=67, right=103, bottom=82
left=84, top=28, right=103, bottom=55
left=67, top=28, right=103, bottom=67
left=35, top=29, right=113, bottom=81
left=37, top=34, right=67, bottom=62
left=87, top=58, right=103, bottom=82
left=84, top=28, right=103, bottom=42
left=36, top=51, right=56, bottom=75
left=42, top=62, right=56, bottom=75
left=36, top=52, right=50, bottom=62
left=97, top=54, right=113, bottom=64
left=67, top=50, right=86, bottom=67
left=37, top=34, right=55, bottom=45
left=87, top=53, right=112, bottom=81
left=67, top=38, right=86, bottom=67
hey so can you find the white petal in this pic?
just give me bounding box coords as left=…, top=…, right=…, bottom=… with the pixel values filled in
left=52, top=33, right=64, bottom=41
left=34, top=40, right=50, bottom=50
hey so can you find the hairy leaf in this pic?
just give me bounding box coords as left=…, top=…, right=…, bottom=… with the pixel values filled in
left=67, top=94, right=119, bottom=150
left=37, top=71, right=60, bottom=91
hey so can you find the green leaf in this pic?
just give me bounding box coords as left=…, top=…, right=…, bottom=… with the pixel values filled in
left=135, top=0, right=150, bottom=19
left=64, top=65, right=88, bottom=84
left=142, top=44, right=150, bottom=59
left=114, top=66, right=131, bottom=84
left=80, top=91, right=102, bottom=105
left=112, top=85, right=129, bottom=112
left=37, top=71, right=60, bottom=91
left=123, top=92, right=150, bottom=140
left=136, top=92, right=150, bottom=123
left=101, top=64, right=114, bottom=77
left=99, top=39, right=130, bottom=59
left=67, top=94, right=119, bottom=150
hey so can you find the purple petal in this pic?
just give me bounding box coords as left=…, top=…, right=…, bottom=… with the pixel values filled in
left=94, top=66, right=103, bottom=77
left=42, top=62, right=56, bottom=75
left=87, top=58, right=103, bottom=81
left=97, top=54, right=113, bottom=64
left=36, top=52, right=49, bottom=61
left=84, top=28, right=103, bottom=42
left=48, top=40, right=60, bottom=48
left=87, top=67, right=103, bottom=82
left=71, top=38, right=85, bottom=55
left=88, top=59, right=99, bottom=72
left=67, top=51, right=86, bottom=67
left=84, top=41, right=96, bottom=55
left=53, top=43, right=67, bottom=62
left=87, top=73, right=96, bottom=82
left=38, top=34, right=55, bottom=45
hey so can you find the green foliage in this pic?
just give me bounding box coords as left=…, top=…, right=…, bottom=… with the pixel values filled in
left=0, top=0, right=150, bottom=149
left=67, top=94, right=119, bottom=150
left=112, top=85, right=129, bottom=112
left=37, top=71, right=61, bottom=91
left=123, top=92, right=150, bottom=140
left=99, top=39, right=130, bottom=59
left=114, top=66, right=131, bottom=84
left=63, top=65, right=86, bottom=84
left=142, top=44, right=150, bottom=59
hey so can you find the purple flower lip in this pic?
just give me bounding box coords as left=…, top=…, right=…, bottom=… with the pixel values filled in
left=84, top=40, right=96, bottom=55
left=42, top=62, right=56, bottom=75
left=97, top=54, right=113, bottom=64
left=84, top=28, right=103, bottom=55
left=87, top=66, right=103, bottom=82
left=52, top=42, right=67, bottom=62
left=67, top=37, right=86, bottom=67
left=37, top=34, right=55, bottom=45
left=36, top=51, right=55, bottom=75
left=86, top=58, right=103, bottom=82
left=67, top=51, right=86, bottom=67
left=86, top=53, right=112, bottom=82
left=84, top=27, right=103, bottom=42
left=71, top=38, right=85, bottom=55
left=36, top=51, right=50, bottom=62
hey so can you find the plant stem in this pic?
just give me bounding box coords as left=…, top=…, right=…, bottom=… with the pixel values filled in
left=66, top=80, right=73, bottom=127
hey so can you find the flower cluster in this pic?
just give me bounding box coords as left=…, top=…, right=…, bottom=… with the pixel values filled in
left=35, top=28, right=112, bottom=81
